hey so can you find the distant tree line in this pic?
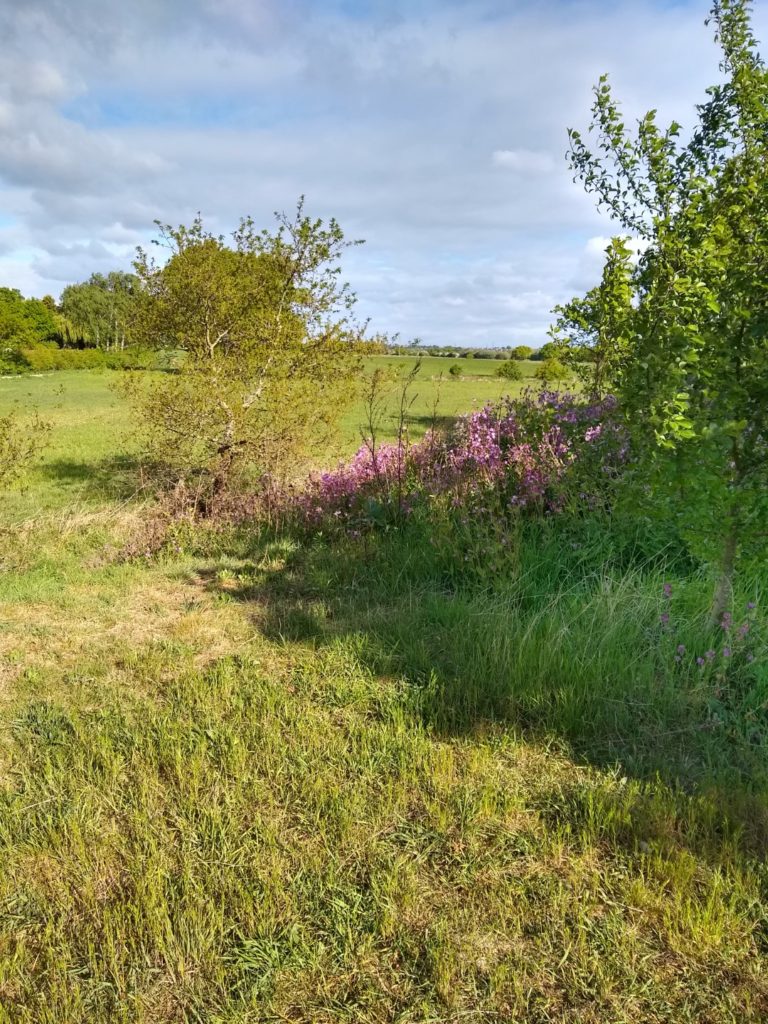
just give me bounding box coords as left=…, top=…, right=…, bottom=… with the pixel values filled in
left=382, top=342, right=551, bottom=359
left=0, top=273, right=143, bottom=355
left=59, top=271, right=140, bottom=350
left=0, top=273, right=155, bottom=374
left=1, top=276, right=552, bottom=372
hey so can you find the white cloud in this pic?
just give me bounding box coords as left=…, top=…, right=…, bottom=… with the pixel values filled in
left=0, top=0, right=765, bottom=345
left=492, top=149, right=556, bottom=174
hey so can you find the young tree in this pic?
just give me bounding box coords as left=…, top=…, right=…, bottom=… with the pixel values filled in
left=558, top=0, right=768, bottom=622
left=496, top=360, right=523, bottom=381
left=0, top=412, right=49, bottom=493
left=129, top=200, right=364, bottom=498
left=534, top=358, right=569, bottom=387
left=552, top=238, right=634, bottom=397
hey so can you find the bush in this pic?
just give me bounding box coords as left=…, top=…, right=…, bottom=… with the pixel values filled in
left=535, top=358, right=569, bottom=385
left=290, top=391, right=626, bottom=535
left=7, top=343, right=173, bottom=374
left=511, top=345, right=534, bottom=360
left=496, top=360, right=523, bottom=381
left=0, top=411, right=49, bottom=491
left=531, top=341, right=562, bottom=362
left=448, top=364, right=462, bottom=378
left=128, top=204, right=361, bottom=500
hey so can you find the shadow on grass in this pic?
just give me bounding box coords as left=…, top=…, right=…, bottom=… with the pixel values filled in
left=193, top=561, right=332, bottom=645
left=195, top=525, right=768, bottom=861
left=42, top=455, right=160, bottom=502
left=406, top=413, right=459, bottom=432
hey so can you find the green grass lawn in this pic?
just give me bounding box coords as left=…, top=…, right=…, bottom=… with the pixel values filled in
left=0, top=364, right=765, bottom=1022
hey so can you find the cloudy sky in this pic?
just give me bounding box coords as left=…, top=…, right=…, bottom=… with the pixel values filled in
left=1, top=0, right=765, bottom=347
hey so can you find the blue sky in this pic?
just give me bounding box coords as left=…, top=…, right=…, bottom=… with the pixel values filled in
left=0, top=0, right=765, bottom=347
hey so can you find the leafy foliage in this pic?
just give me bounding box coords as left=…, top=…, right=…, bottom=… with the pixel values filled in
left=510, top=344, right=534, bottom=360
left=534, top=357, right=569, bottom=385
left=495, top=359, right=523, bottom=380
left=60, top=272, right=140, bottom=350
left=129, top=200, right=364, bottom=497
left=555, top=0, right=768, bottom=617
left=0, top=288, right=60, bottom=370
left=0, top=411, right=49, bottom=493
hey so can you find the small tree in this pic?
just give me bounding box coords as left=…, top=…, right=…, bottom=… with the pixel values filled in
left=531, top=341, right=563, bottom=362
left=448, top=363, right=462, bottom=378
left=561, top=0, right=768, bottom=622
left=496, top=360, right=523, bottom=381
left=129, top=200, right=363, bottom=499
left=552, top=238, right=634, bottom=397
left=535, top=358, right=569, bottom=387
left=0, top=412, right=48, bottom=493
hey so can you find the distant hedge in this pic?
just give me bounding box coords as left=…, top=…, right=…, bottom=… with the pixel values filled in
left=0, top=343, right=179, bottom=375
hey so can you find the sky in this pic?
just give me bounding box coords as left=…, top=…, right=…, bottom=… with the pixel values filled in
left=0, top=0, right=765, bottom=348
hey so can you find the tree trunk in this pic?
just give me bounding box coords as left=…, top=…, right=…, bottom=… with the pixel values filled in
left=709, top=522, right=738, bottom=629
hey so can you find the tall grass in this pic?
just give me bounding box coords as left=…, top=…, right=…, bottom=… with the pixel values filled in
left=246, top=514, right=768, bottom=803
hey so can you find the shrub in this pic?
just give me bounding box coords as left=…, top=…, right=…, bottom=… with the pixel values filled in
left=12, top=343, right=170, bottom=373
left=535, top=358, right=569, bottom=386
left=496, top=360, right=523, bottom=381
left=291, top=390, right=626, bottom=534
left=0, top=411, right=49, bottom=492
left=448, top=364, right=462, bottom=378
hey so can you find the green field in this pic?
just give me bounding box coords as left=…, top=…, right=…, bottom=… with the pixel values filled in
left=0, top=365, right=766, bottom=1022
left=0, top=360, right=532, bottom=520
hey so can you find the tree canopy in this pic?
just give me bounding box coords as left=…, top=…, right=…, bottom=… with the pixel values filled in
left=554, top=0, right=768, bottom=618
left=60, top=272, right=140, bottom=349
left=128, top=200, right=364, bottom=497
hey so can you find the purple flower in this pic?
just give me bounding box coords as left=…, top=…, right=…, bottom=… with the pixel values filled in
left=747, top=601, right=756, bottom=611
left=723, top=647, right=732, bottom=658
left=663, top=583, right=672, bottom=599
left=705, top=649, right=716, bottom=661
left=696, top=657, right=706, bottom=667
left=676, top=644, right=686, bottom=655
left=660, top=612, right=670, bottom=626
left=290, top=389, right=627, bottom=531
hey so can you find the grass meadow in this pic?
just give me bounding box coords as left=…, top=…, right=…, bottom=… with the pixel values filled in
left=0, top=358, right=531, bottom=519
left=0, top=362, right=766, bottom=1022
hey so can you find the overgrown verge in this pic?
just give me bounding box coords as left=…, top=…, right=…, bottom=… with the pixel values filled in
left=0, top=410, right=766, bottom=1020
